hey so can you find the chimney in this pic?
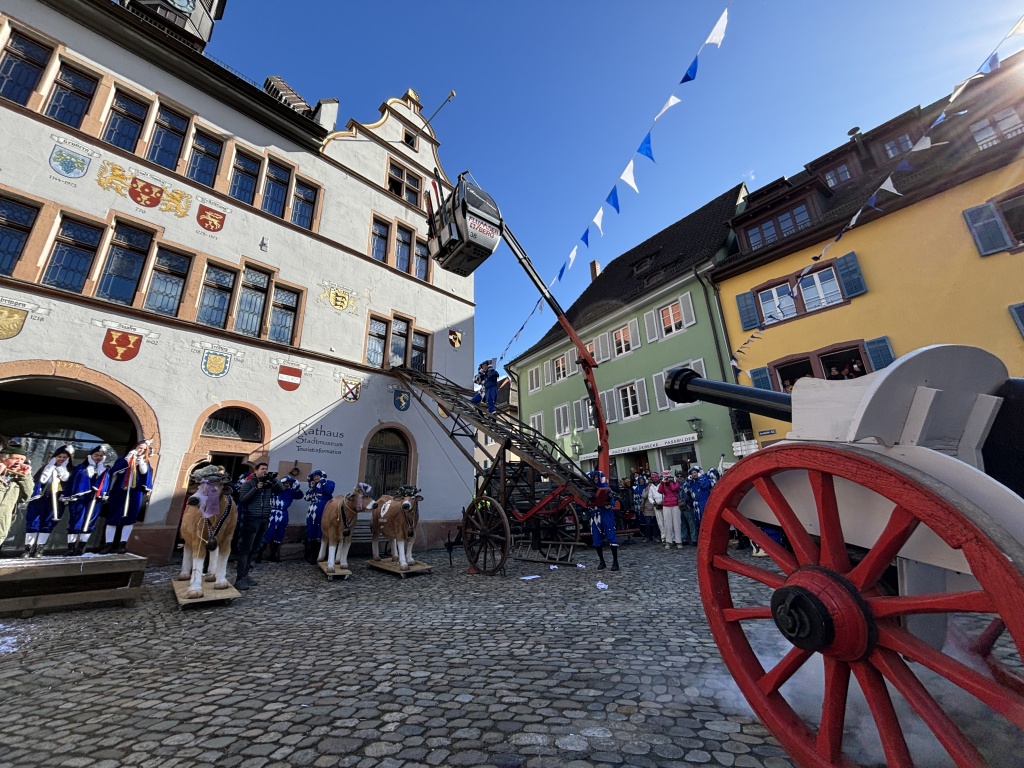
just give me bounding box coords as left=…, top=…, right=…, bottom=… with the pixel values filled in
left=312, top=98, right=339, bottom=132
left=263, top=76, right=311, bottom=115
left=590, top=260, right=601, bottom=282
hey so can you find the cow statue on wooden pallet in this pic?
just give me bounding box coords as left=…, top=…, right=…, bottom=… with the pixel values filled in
left=371, top=486, right=423, bottom=572
left=319, top=482, right=377, bottom=573
left=175, top=465, right=237, bottom=598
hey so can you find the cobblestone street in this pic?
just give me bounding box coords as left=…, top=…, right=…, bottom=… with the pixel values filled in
left=0, top=543, right=795, bottom=768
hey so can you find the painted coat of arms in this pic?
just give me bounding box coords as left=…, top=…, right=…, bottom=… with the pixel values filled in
left=102, top=329, right=142, bottom=361
left=394, top=390, right=411, bottom=411
left=201, top=349, right=232, bottom=378
left=197, top=204, right=227, bottom=232
left=278, top=365, right=302, bottom=391
left=341, top=378, right=361, bottom=402
left=129, top=177, right=164, bottom=208
left=0, top=307, right=27, bottom=340
left=448, top=329, right=463, bottom=348
left=49, top=146, right=90, bottom=179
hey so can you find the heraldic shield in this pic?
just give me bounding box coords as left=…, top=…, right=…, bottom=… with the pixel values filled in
left=0, top=307, right=28, bottom=340
left=201, top=349, right=231, bottom=378
left=129, top=177, right=164, bottom=207
left=102, top=329, right=142, bottom=361
left=278, top=364, right=302, bottom=391
left=341, top=378, right=361, bottom=402
left=448, top=329, right=462, bottom=348
left=394, top=390, right=410, bottom=411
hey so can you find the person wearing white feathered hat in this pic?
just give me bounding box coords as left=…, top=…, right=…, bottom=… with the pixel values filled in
left=23, top=444, right=74, bottom=558
left=100, top=438, right=154, bottom=554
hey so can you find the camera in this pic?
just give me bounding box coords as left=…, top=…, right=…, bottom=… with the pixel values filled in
left=264, top=472, right=278, bottom=482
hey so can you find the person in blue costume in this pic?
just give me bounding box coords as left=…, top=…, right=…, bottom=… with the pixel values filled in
left=587, top=469, right=619, bottom=571
left=303, top=469, right=334, bottom=563
left=470, top=359, right=500, bottom=413
left=686, top=466, right=714, bottom=529
left=23, top=444, right=73, bottom=558
left=65, top=444, right=110, bottom=556
left=100, top=439, right=154, bottom=554
left=258, top=475, right=303, bottom=563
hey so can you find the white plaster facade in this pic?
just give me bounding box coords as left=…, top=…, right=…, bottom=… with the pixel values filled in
left=0, top=0, right=476, bottom=562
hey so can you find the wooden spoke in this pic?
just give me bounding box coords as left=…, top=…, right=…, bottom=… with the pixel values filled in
left=816, top=658, right=851, bottom=764
left=847, top=505, right=920, bottom=591
left=724, top=506, right=799, bottom=574
left=850, top=660, right=913, bottom=767
left=870, top=647, right=984, bottom=767
left=752, top=476, right=820, bottom=565
left=809, top=471, right=850, bottom=573
left=711, top=553, right=786, bottom=590
left=723, top=606, right=774, bottom=622
left=867, top=590, right=995, bottom=619
left=758, top=646, right=812, bottom=696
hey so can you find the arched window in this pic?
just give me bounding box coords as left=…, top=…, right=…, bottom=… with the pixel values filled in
left=200, top=407, right=262, bottom=441
left=365, top=428, right=409, bottom=495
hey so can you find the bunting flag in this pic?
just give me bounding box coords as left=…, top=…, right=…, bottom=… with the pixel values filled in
left=637, top=132, right=655, bottom=162
left=593, top=208, right=605, bottom=236
left=980, top=53, right=1000, bottom=74
left=1011, top=16, right=1024, bottom=36
left=581, top=229, right=590, bottom=248
left=568, top=246, right=577, bottom=269
left=557, top=263, right=566, bottom=282
left=680, top=56, right=699, bottom=84
left=606, top=186, right=620, bottom=213
left=620, top=160, right=639, bottom=193
left=895, top=158, right=913, bottom=172
left=705, top=8, right=728, bottom=47
left=655, top=95, right=681, bottom=121
left=866, top=193, right=881, bottom=211
left=878, top=176, right=902, bottom=196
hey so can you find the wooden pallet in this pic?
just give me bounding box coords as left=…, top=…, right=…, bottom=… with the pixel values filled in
left=317, top=561, right=352, bottom=581
left=367, top=558, right=433, bottom=578
left=171, top=577, right=240, bottom=608
left=0, top=553, right=146, bottom=616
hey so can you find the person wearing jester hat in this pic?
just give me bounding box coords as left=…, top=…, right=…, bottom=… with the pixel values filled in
left=586, top=469, right=620, bottom=571
left=65, top=445, right=110, bottom=556
left=258, top=475, right=303, bottom=563
left=303, top=469, right=334, bottom=563
left=100, top=439, right=153, bottom=554
left=23, top=444, right=74, bottom=558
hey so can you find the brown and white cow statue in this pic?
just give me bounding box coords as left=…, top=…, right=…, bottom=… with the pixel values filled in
left=371, top=486, right=423, bottom=571
left=319, top=482, right=377, bottom=573
left=175, top=465, right=237, bottom=598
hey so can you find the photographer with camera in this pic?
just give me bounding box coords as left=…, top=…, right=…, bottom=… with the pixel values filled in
left=234, top=462, right=283, bottom=590
left=0, top=440, right=32, bottom=555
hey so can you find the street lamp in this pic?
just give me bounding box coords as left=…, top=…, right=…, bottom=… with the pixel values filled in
left=686, top=417, right=703, bottom=438
left=570, top=434, right=582, bottom=458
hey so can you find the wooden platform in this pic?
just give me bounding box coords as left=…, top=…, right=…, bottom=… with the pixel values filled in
left=0, top=553, right=146, bottom=616
left=317, top=561, right=352, bottom=581
left=171, top=577, right=241, bottom=608
left=367, top=558, right=433, bottom=578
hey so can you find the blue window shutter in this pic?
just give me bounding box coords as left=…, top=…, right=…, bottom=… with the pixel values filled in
left=964, top=203, right=1015, bottom=256
left=750, top=367, right=773, bottom=390
left=736, top=291, right=760, bottom=331
left=1010, top=303, right=1024, bottom=338
left=834, top=252, right=867, bottom=298
left=865, top=336, right=895, bottom=371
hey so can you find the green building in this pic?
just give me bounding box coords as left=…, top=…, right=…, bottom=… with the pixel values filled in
left=506, top=184, right=747, bottom=481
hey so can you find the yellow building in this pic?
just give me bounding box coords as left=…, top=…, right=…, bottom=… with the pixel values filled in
left=713, top=57, right=1024, bottom=447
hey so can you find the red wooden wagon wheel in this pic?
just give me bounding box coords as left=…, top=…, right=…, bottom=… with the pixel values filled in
left=535, top=501, right=581, bottom=561
left=699, top=442, right=1024, bottom=768
left=463, top=496, right=511, bottom=576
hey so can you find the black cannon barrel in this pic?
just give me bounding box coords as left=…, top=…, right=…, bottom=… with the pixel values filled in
left=664, top=368, right=793, bottom=422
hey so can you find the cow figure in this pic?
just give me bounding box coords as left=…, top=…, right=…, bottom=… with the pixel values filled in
left=319, top=482, right=377, bottom=573
left=175, top=466, right=237, bottom=598
left=371, top=486, right=423, bottom=571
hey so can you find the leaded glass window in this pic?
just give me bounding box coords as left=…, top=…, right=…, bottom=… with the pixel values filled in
left=102, top=92, right=148, bottom=151
left=201, top=407, right=262, bottom=441
left=366, top=318, right=388, bottom=368
left=44, top=65, right=97, bottom=129
left=186, top=132, right=222, bottom=187
left=0, top=33, right=51, bottom=106
left=260, top=161, right=290, bottom=218
left=146, top=107, right=188, bottom=170
left=0, top=196, right=38, bottom=276
left=235, top=267, right=269, bottom=337
left=197, top=265, right=235, bottom=328
left=96, top=223, right=153, bottom=305
left=143, top=249, right=190, bottom=316
left=41, top=219, right=103, bottom=293
left=229, top=152, right=260, bottom=204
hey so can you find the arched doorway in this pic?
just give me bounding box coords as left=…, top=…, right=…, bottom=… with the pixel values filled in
left=0, top=372, right=153, bottom=552
left=365, top=428, right=410, bottom=495
left=199, top=406, right=263, bottom=481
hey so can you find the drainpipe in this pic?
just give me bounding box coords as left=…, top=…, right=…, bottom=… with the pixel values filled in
left=695, top=269, right=731, bottom=382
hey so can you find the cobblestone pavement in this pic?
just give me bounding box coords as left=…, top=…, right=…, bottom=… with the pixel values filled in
left=0, top=542, right=798, bottom=768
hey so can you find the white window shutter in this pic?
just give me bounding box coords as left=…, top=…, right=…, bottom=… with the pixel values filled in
left=628, top=318, right=641, bottom=349
left=636, top=378, right=650, bottom=415
left=544, top=360, right=552, bottom=386
left=605, top=389, right=619, bottom=423
left=573, top=399, right=583, bottom=430
left=680, top=292, right=696, bottom=327
left=597, top=333, right=610, bottom=362
left=653, top=372, right=669, bottom=410
left=566, top=352, right=578, bottom=375
left=691, top=358, right=706, bottom=378
left=644, top=310, right=659, bottom=343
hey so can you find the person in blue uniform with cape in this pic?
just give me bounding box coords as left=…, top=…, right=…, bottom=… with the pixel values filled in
left=259, top=475, right=303, bottom=563
left=23, top=444, right=73, bottom=558
left=303, top=469, right=334, bottom=563
left=100, top=439, right=153, bottom=554
left=66, top=444, right=110, bottom=556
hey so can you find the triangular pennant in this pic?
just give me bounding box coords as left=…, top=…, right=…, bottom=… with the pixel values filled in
left=637, top=132, right=655, bottom=162
left=705, top=8, right=728, bottom=47
left=979, top=53, right=1000, bottom=74
left=800, top=264, right=814, bottom=277
left=581, top=229, right=590, bottom=248
left=592, top=208, right=604, bottom=236
left=911, top=136, right=933, bottom=152
left=895, top=159, right=913, bottom=172
left=556, top=263, right=566, bottom=282
left=655, top=95, right=681, bottom=121
left=849, top=208, right=864, bottom=228
left=620, top=160, right=639, bottom=193
left=1011, top=16, right=1024, bottom=36
left=930, top=111, right=947, bottom=129
left=606, top=186, right=620, bottom=214
left=866, top=193, right=882, bottom=211
left=568, top=246, right=578, bottom=269
left=680, top=56, right=699, bottom=84
left=878, top=176, right=902, bottom=196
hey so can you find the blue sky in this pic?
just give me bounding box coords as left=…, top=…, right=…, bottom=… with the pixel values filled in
left=207, top=1, right=1024, bottom=373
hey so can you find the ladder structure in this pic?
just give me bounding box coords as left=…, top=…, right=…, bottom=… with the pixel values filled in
left=391, top=366, right=598, bottom=569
